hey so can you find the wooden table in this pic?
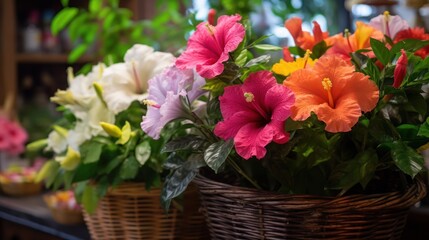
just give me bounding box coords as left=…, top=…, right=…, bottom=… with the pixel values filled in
left=0, top=194, right=90, bottom=240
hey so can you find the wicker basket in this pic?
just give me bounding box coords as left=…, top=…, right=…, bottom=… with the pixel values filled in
left=194, top=174, right=427, bottom=240
left=83, top=182, right=208, bottom=240
left=1, top=181, right=42, bottom=197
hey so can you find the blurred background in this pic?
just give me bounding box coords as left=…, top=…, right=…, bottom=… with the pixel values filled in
left=1, top=0, right=429, bottom=239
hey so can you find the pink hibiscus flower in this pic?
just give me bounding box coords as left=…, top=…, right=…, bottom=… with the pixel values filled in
left=214, top=71, right=295, bottom=160
left=175, top=14, right=245, bottom=79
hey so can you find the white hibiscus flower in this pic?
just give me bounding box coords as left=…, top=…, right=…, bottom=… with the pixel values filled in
left=102, top=44, right=175, bottom=114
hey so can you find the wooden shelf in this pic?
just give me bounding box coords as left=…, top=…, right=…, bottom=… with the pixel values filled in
left=16, top=53, right=94, bottom=64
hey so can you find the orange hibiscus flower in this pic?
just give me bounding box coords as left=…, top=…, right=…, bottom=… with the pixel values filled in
left=326, top=22, right=384, bottom=61
left=285, top=17, right=330, bottom=50
left=283, top=55, right=379, bottom=133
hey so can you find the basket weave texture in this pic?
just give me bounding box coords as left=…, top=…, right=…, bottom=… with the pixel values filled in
left=194, top=174, right=427, bottom=240
left=83, top=182, right=208, bottom=240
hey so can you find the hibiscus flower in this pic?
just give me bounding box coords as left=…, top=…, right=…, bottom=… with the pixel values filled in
left=103, top=44, right=175, bottom=114
left=326, top=22, right=384, bottom=61
left=369, top=11, right=409, bottom=39
left=285, top=17, right=330, bottom=50
left=141, top=66, right=206, bottom=139
left=284, top=55, right=379, bottom=133
left=394, top=27, right=429, bottom=58
left=272, top=50, right=316, bottom=77
left=214, top=71, right=295, bottom=160
left=175, top=14, right=245, bottom=79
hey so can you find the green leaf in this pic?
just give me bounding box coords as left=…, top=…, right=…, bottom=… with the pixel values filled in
left=119, top=156, right=140, bottom=180
left=63, top=170, right=75, bottom=189
left=35, top=160, right=59, bottom=183
left=248, top=35, right=270, bottom=47
left=89, top=0, right=103, bottom=13
left=73, top=162, right=98, bottom=182
left=202, top=78, right=227, bottom=96
left=68, top=44, right=88, bottom=63
left=51, top=7, right=79, bottom=35
left=311, top=40, right=328, bottom=59
left=390, top=141, right=424, bottom=178
left=80, top=141, right=103, bottom=164
left=135, top=141, right=151, bottom=165
left=163, top=153, right=185, bottom=170
left=288, top=46, right=306, bottom=57
left=253, top=44, right=283, bottom=51
left=391, top=39, right=429, bottom=56
left=244, top=55, right=271, bottom=68
left=61, top=0, right=69, bottom=7
left=370, top=38, right=390, bottom=66
left=161, top=154, right=206, bottom=211
left=162, top=135, right=206, bottom=153
left=108, top=0, right=119, bottom=7
left=235, top=49, right=248, bottom=67
left=418, top=117, right=429, bottom=137
left=82, top=184, right=99, bottom=213
left=204, top=139, right=234, bottom=173
left=329, top=150, right=378, bottom=193
left=43, top=162, right=61, bottom=188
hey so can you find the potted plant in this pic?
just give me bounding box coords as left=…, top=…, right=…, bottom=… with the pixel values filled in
left=31, top=44, right=207, bottom=239
left=141, top=12, right=428, bottom=239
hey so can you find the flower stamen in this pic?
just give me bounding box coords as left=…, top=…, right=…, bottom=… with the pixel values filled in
left=205, top=23, right=216, bottom=35
left=322, top=78, right=335, bottom=108
left=383, top=11, right=391, bottom=38
left=244, top=92, right=254, bottom=102
left=143, top=99, right=161, bottom=108
left=244, top=91, right=269, bottom=120
left=303, top=50, right=312, bottom=68
left=344, top=29, right=353, bottom=52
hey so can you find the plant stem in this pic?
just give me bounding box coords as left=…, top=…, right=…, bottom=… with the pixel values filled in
left=227, top=158, right=262, bottom=190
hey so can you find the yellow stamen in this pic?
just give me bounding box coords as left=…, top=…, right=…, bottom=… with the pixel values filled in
left=303, top=50, right=312, bottom=68
left=383, top=11, right=390, bottom=19
left=205, top=23, right=215, bottom=35
left=143, top=99, right=160, bottom=108
left=383, top=11, right=391, bottom=37
left=322, top=78, right=335, bottom=108
left=244, top=92, right=254, bottom=102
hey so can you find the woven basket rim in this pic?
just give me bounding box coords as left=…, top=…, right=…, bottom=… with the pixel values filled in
left=194, top=173, right=427, bottom=211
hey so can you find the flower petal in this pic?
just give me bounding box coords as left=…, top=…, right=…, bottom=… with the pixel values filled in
left=234, top=122, right=273, bottom=160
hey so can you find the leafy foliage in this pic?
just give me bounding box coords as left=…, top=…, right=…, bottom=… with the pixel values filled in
left=52, top=0, right=194, bottom=66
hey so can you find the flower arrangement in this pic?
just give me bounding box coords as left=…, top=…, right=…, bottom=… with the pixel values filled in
left=44, top=190, right=81, bottom=211
left=33, top=44, right=176, bottom=212
left=0, top=159, right=44, bottom=196
left=43, top=190, right=83, bottom=225
left=140, top=12, right=429, bottom=208
left=0, top=115, right=28, bottom=156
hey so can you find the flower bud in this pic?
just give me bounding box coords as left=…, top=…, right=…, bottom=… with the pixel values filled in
left=53, top=125, right=68, bottom=138
left=393, top=49, right=407, bottom=88
left=100, top=122, right=122, bottom=138
left=26, top=139, right=48, bottom=153
left=93, top=82, right=108, bottom=108
left=116, top=121, right=131, bottom=145
left=208, top=9, right=216, bottom=25
left=35, top=160, right=58, bottom=183
left=50, top=90, right=75, bottom=105
left=56, top=147, right=81, bottom=171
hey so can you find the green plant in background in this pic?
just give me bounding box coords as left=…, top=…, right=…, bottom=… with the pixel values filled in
left=52, top=0, right=194, bottom=66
